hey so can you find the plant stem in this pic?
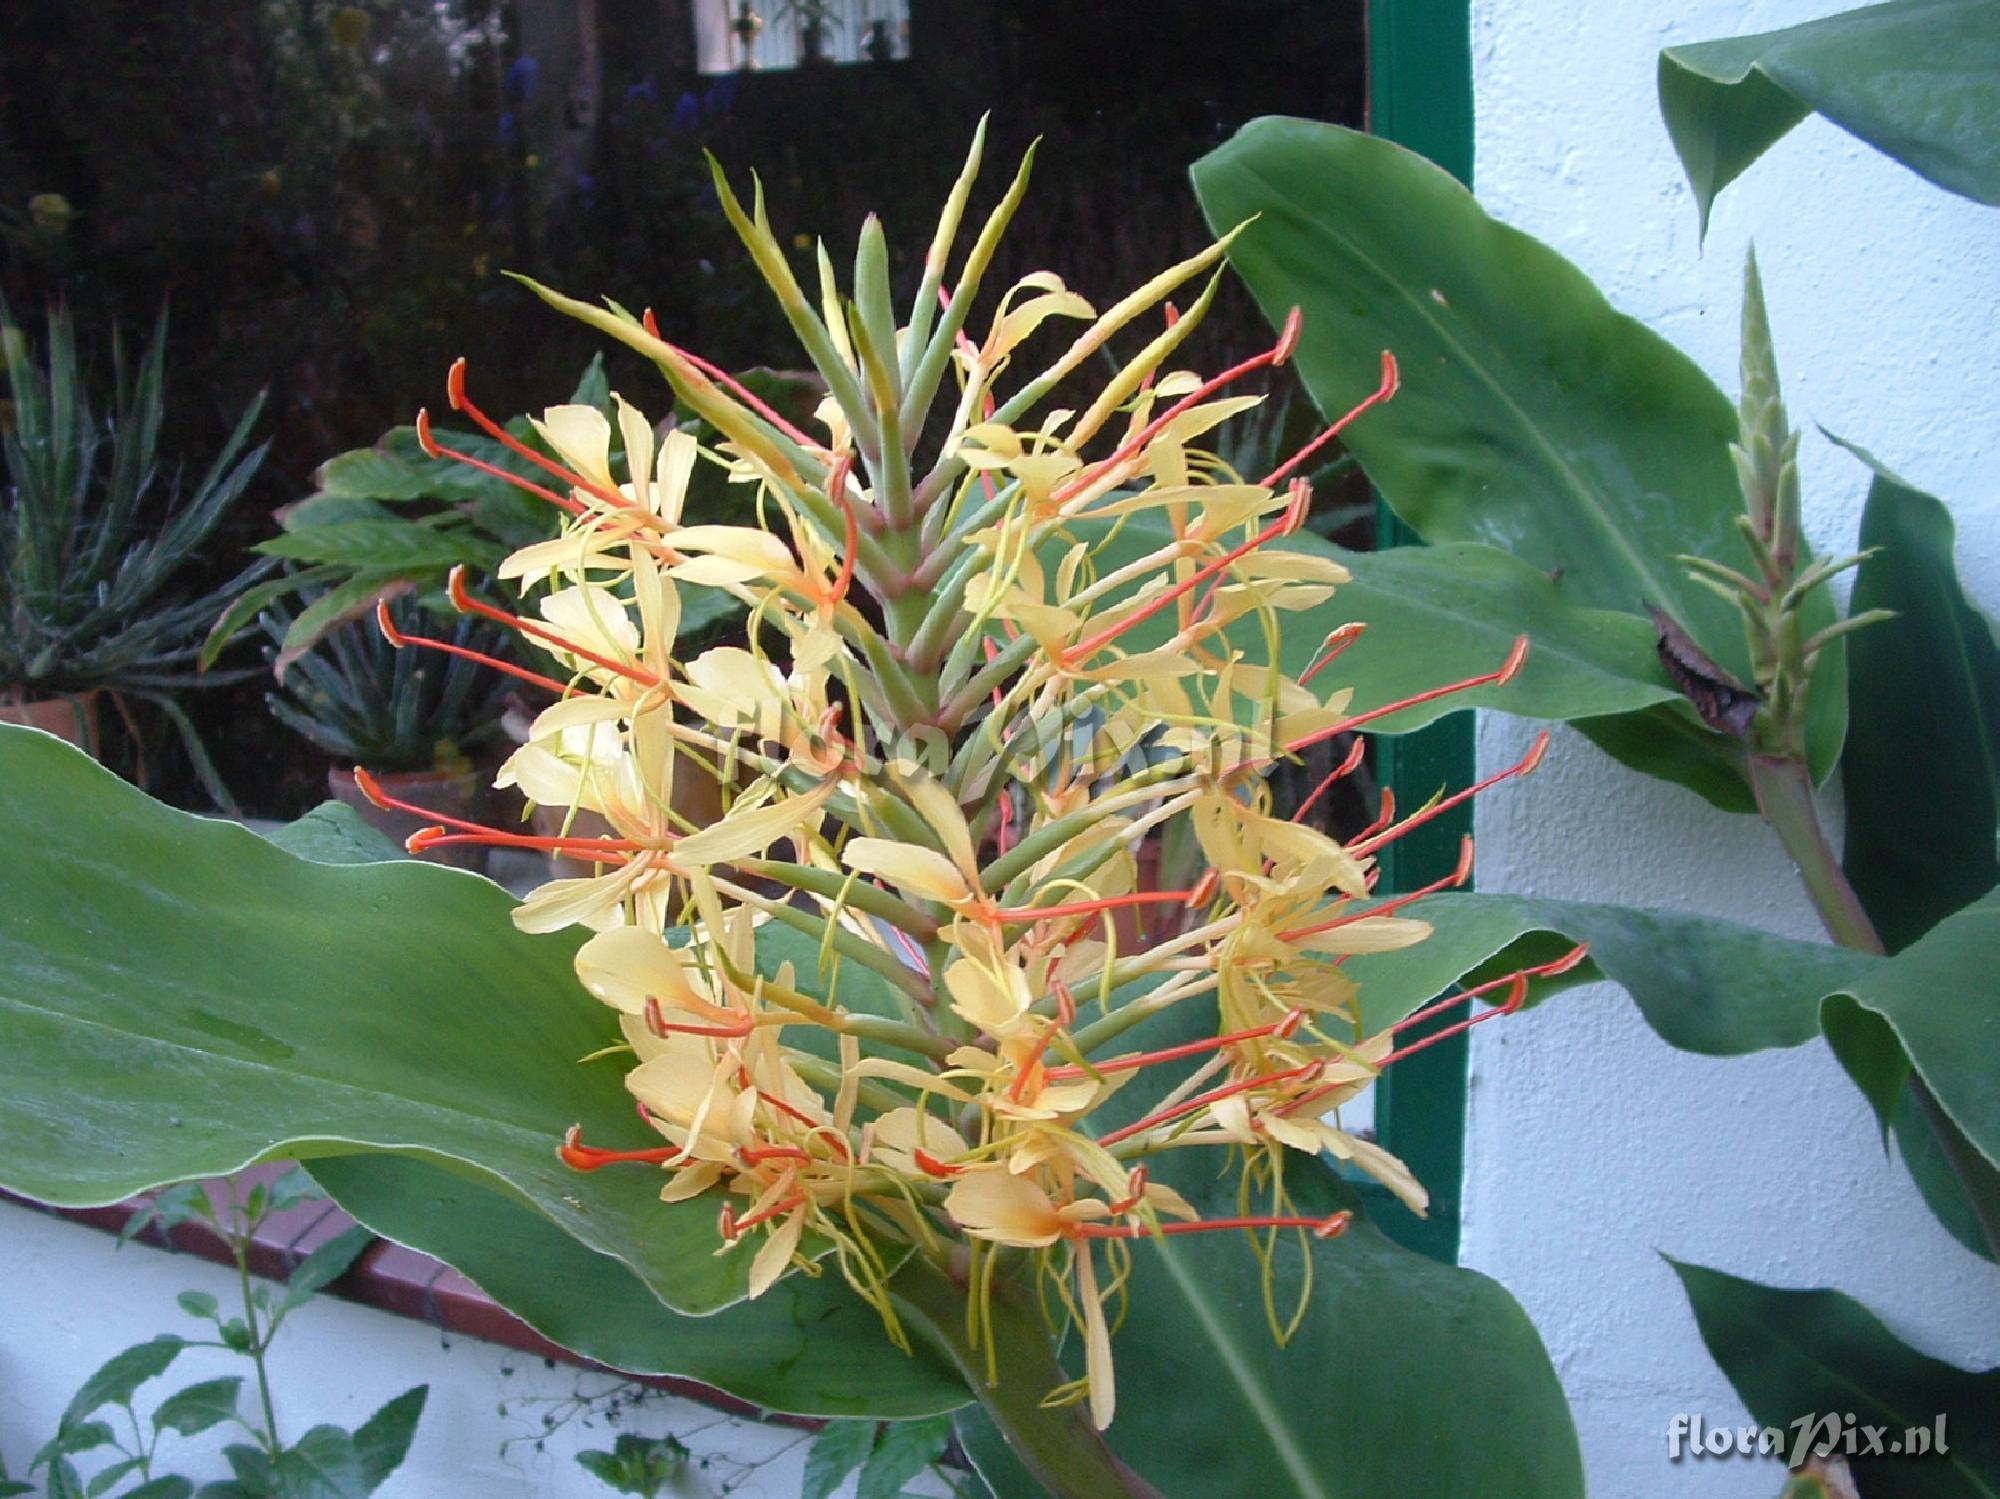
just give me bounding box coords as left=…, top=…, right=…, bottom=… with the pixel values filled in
left=1748, top=753, right=2000, bottom=1260
left=888, top=1255, right=1162, bottom=1499
left=1745, top=754, right=1884, bottom=955
left=231, top=1212, right=282, bottom=1454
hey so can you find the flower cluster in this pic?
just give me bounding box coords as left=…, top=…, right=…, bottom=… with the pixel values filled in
left=362, top=125, right=1578, bottom=1429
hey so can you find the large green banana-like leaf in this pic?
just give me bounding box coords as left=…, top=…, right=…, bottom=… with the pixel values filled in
left=1839, top=448, right=2000, bottom=955
left=1346, top=891, right=1876, bottom=1055
left=305, top=1154, right=968, bottom=1418
left=1659, top=0, right=2000, bottom=235
left=1191, top=118, right=1846, bottom=806
left=1671, top=1259, right=2000, bottom=1498
left=0, top=725, right=747, bottom=1317
left=1055, top=514, right=1688, bottom=735
left=1820, top=889, right=2000, bottom=1173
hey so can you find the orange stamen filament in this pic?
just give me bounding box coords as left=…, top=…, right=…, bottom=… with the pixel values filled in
left=447, top=567, right=664, bottom=688
left=1277, top=835, right=1475, bottom=944
left=416, top=408, right=584, bottom=516
left=446, top=359, right=635, bottom=513
left=1291, top=736, right=1369, bottom=824
left=1299, top=622, right=1367, bottom=687
left=1350, top=730, right=1550, bottom=858
left=998, top=889, right=1197, bottom=924
left=1286, top=636, right=1529, bottom=756
left=1261, top=350, right=1399, bottom=489
left=1096, top=1059, right=1325, bottom=1148
left=1047, top=1008, right=1306, bottom=1082
left=376, top=600, right=572, bottom=695
left=643, top=309, right=826, bottom=453
left=559, top=1125, right=679, bottom=1171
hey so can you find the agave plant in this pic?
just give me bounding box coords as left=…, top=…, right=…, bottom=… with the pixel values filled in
left=262, top=594, right=516, bottom=774
left=0, top=303, right=271, bottom=801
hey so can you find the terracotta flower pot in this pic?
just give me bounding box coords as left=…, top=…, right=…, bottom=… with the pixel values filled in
left=0, top=691, right=100, bottom=755
left=328, top=765, right=492, bottom=873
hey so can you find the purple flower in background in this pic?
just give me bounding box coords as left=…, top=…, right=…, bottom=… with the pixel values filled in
left=504, top=55, right=539, bottom=102
left=497, top=111, right=517, bottom=144
left=670, top=91, right=701, bottom=133
left=627, top=74, right=659, bottom=104
left=702, top=74, right=737, bottom=118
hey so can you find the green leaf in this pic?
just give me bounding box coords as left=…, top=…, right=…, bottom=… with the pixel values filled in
left=56, top=1337, right=184, bottom=1433
left=84, top=1457, right=141, bottom=1497
left=1346, top=890, right=1876, bottom=1054
left=306, top=1153, right=967, bottom=1418
left=351, top=1386, right=427, bottom=1492
left=313, top=444, right=499, bottom=504
left=1103, top=1158, right=1580, bottom=1498
left=803, top=1422, right=880, bottom=1499
left=120, top=1480, right=195, bottom=1499
left=34, top=1420, right=115, bottom=1473
left=1671, top=1258, right=2000, bottom=1496
left=1192, top=118, right=1846, bottom=802
left=151, top=1377, right=243, bottom=1437
left=1056, top=515, right=1688, bottom=738
left=1839, top=446, right=2000, bottom=954
left=1659, top=0, right=2000, bottom=234
left=279, top=1223, right=374, bottom=1311
left=270, top=1427, right=368, bottom=1499
left=858, top=1418, right=951, bottom=1499
left=0, top=725, right=771, bottom=1317
left=1894, top=1084, right=1996, bottom=1262
left=1820, top=888, right=2000, bottom=1170
left=256, top=521, right=496, bottom=575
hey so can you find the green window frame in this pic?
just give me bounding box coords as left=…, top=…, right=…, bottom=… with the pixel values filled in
left=1357, top=0, right=1475, bottom=1265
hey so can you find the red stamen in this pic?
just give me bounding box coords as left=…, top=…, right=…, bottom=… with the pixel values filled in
left=1052, top=311, right=1307, bottom=507
left=1351, top=787, right=1397, bottom=845
left=1291, top=736, right=1369, bottom=824
left=1261, top=350, right=1399, bottom=489
left=1048, top=1008, right=1305, bottom=1083
left=408, top=826, right=638, bottom=859
left=559, top=1124, right=679, bottom=1171
left=1062, top=478, right=1310, bottom=668
left=1286, top=636, right=1530, bottom=756
left=739, top=1144, right=812, bottom=1166
left=448, top=567, right=665, bottom=688
left=1096, top=1059, right=1325, bottom=1148
left=447, top=359, right=634, bottom=513
left=755, top=1089, right=821, bottom=1129
left=644, top=996, right=753, bottom=1039
left=643, top=308, right=825, bottom=452
left=730, top=1190, right=804, bottom=1235
left=1006, top=979, right=1077, bottom=1104
left=1277, top=835, right=1474, bottom=944
left=1108, top=1165, right=1150, bottom=1214
left=913, top=1148, right=963, bottom=1179
left=1299, top=622, right=1366, bottom=687
left=998, top=889, right=1197, bottom=924
left=416, top=408, right=584, bottom=516
left=377, top=600, right=572, bottom=695
left=1351, top=731, right=1549, bottom=858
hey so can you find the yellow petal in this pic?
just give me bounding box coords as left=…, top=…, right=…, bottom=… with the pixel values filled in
left=674, top=781, right=832, bottom=867
left=843, top=837, right=973, bottom=905
left=533, top=404, right=617, bottom=491
left=747, top=1208, right=806, bottom=1297
left=945, top=1168, right=1061, bottom=1248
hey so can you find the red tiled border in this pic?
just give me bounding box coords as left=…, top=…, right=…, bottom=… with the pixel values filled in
left=2, top=1165, right=792, bottom=1426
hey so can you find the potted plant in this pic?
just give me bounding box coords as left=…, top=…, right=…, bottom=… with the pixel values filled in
left=263, top=594, right=515, bottom=870
left=0, top=304, right=271, bottom=803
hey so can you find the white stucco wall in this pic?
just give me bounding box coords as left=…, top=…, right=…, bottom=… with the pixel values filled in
left=1462, top=3, right=2000, bottom=1497
left=0, top=1203, right=935, bottom=1498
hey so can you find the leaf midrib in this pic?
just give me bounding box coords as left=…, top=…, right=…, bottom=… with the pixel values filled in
left=1153, top=1237, right=1330, bottom=1499
left=1224, top=140, right=1710, bottom=628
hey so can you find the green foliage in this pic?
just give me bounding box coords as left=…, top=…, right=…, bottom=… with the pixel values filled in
left=262, top=595, right=515, bottom=773
left=573, top=1433, right=689, bottom=1498
left=0, top=303, right=274, bottom=803
left=1671, top=1259, right=2000, bottom=1497
left=1659, top=0, right=2000, bottom=235
left=1191, top=118, right=1847, bottom=810
left=21, top=1165, right=423, bottom=1497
